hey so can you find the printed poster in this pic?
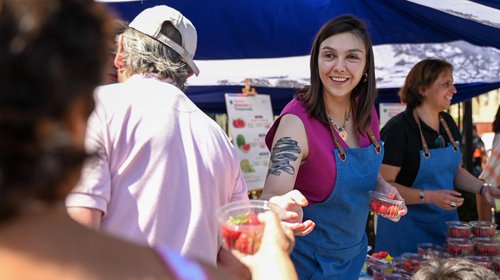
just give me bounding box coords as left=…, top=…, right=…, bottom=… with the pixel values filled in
left=379, top=103, right=407, bottom=128
left=225, top=94, right=274, bottom=191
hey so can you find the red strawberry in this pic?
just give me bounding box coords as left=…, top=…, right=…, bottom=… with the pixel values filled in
left=234, top=231, right=262, bottom=255
left=235, top=232, right=252, bottom=254
left=220, top=225, right=241, bottom=248
left=378, top=251, right=389, bottom=258
left=403, top=261, right=412, bottom=272
left=387, top=205, right=397, bottom=217
left=370, top=200, right=381, bottom=212
left=378, top=204, right=388, bottom=215
left=247, top=213, right=260, bottom=225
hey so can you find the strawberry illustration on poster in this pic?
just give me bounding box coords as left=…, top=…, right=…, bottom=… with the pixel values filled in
left=225, top=93, right=274, bottom=191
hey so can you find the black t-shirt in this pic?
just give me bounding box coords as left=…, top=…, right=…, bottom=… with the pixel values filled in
left=381, top=106, right=462, bottom=187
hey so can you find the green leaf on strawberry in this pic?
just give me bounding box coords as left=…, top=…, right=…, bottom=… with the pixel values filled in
left=227, top=212, right=260, bottom=226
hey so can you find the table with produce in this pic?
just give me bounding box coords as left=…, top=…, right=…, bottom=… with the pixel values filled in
left=360, top=191, right=500, bottom=279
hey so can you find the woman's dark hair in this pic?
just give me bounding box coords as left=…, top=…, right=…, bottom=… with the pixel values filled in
left=0, top=0, right=114, bottom=221
left=296, top=15, right=376, bottom=133
left=399, top=58, right=453, bottom=108
left=493, top=105, right=500, bottom=134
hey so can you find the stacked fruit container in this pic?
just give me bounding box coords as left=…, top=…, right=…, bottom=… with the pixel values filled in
left=445, top=221, right=474, bottom=256
left=366, top=221, right=500, bottom=278
left=444, top=220, right=500, bottom=274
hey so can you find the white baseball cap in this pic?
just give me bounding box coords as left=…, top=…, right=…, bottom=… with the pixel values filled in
left=129, top=5, right=199, bottom=76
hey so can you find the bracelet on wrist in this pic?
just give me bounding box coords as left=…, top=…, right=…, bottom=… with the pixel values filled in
left=419, top=189, right=425, bottom=203
left=479, top=183, right=492, bottom=196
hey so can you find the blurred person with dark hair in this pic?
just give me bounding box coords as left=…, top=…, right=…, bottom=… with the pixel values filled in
left=0, top=0, right=214, bottom=278
left=412, top=257, right=498, bottom=280
left=0, top=1, right=297, bottom=279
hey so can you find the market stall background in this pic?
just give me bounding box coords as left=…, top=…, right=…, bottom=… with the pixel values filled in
left=99, top=0, right=500, bottom=114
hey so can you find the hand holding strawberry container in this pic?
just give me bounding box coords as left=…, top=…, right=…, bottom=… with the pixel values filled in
left=215, top=200, right=284, bottom=255
left=368, top=191, right=404, bottom=218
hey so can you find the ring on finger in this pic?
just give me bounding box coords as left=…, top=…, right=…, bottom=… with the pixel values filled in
left=449, top=201, right=457, bottom=208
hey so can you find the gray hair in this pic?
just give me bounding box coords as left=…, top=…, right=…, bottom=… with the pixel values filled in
left=412, top=257, right=498, bottom=280
left=120, top=24, right=190, bottom=90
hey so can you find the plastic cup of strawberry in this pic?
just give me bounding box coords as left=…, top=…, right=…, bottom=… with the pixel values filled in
left=215, top=200, right=284, bottom=255
left=399, top=253, right=423, bottom=274
left=417, top=243, right=444, bottom=258
left=493, top=256, right=500, bottom=273
left=445, top=221, right=471, bottom=238
left=470, top=220, right=497, bottom=238
left=466, top=255, right=494, bottom=270
left=472, top=237, right=498, bottom=256
left=368, top=191, right=403, bottom=218
left=383, top=272, right=412, bottom=280
left=446, top=237, right=474, bottom=256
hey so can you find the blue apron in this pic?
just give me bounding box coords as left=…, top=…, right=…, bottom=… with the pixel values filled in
left=291, top=139, right=383, bottom=280
left=375, top=143, right=461, bottom=256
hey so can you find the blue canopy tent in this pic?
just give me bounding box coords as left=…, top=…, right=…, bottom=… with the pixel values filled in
left=101, top=0, right=500, bottom=114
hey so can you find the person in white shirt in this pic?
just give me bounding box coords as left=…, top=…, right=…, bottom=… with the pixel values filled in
left=65, top=5, right=248, bottom=269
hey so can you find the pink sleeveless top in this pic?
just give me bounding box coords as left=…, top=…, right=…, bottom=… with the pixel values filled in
left=265, top=99, right=380, bottom=203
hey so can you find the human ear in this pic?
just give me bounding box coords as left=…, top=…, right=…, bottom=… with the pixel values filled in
left=418, top=86, right=427, bottom=97
left=113, top=35, right=125, bottom=70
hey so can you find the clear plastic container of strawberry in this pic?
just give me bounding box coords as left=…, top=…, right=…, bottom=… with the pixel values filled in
left=216, top=200, right=284, bottom=255
left=417, top=243, right=444, bottom=259
left=220, top=212, right=263, bottom=254
left=445, top=221, right=471, bottom=238
left=366, top=251, right=391, bottom=276
left=493, top=256, right=500, bottom=273
left=368, top=191, right=403, bottom=218
left=470, top=220, right=497, bottom=238
left=446, top=237, right=474, bottom=256
left=466, top=255, right=494, bottom=270
left=399, top=253, right=423, bottom=274
left=472, top=237, right=498, bottom=256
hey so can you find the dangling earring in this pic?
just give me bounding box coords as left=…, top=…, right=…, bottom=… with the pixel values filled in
left=362, top=73, right=368, bottom=83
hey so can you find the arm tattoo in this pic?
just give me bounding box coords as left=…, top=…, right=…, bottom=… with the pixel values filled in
left=267, top=137, right=301, bottom=177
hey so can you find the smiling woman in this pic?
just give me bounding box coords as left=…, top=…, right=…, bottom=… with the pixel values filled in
left=259, top=15, right=407, bottom=280
left=375, top=58, right=500, bottom=257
